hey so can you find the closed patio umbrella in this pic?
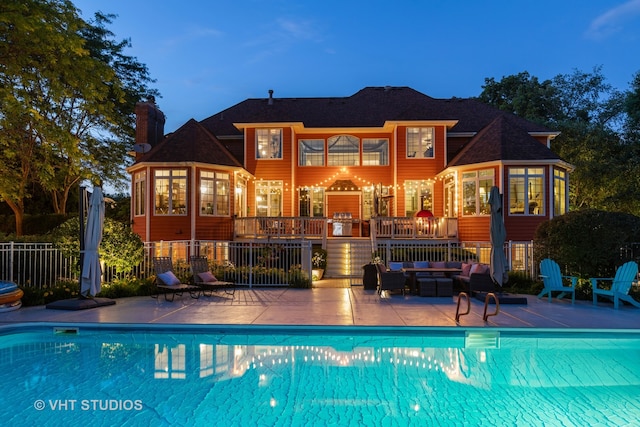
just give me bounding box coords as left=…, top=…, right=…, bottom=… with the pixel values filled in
left=80, top=186, right=105, bottom=297
left=489, top=186, right=508, bottom=286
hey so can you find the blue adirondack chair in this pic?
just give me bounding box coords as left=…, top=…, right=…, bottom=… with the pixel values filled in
left=591, top=261, right=639, bottom=309
left=538, top=258, right=577, bottom=304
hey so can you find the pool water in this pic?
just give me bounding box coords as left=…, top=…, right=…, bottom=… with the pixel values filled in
left=1, top=324, right=640, bottom=426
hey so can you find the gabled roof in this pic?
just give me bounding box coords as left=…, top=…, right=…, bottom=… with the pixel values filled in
left=135, top=119, right=243, bottom=167
left=447, top=114, right=561, bottom=167
left=199, top=86, right=554, bottom=136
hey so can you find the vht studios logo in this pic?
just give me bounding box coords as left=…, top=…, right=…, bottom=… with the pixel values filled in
left=34, top=399, right=143, bottom=411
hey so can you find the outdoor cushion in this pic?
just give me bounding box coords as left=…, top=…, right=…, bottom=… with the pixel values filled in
left=198, top=271, right=217, bottom=282
left=158, top=271, right=181, bottom=286
left=430, top=261, right=446, bottom=277
left=413, top=261, right=429, bottom=268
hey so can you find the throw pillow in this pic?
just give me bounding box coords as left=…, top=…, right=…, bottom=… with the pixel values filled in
left=413, top=261, right=429, bottom=269
left=430, top=261, right=446, bottom=269
left=158, top=271, right=181, bottom=286
left=198, top=271, right=217, bottom=282
left=470, top=263, right=482, bottom=275
left=389, top=262, right=404, bottom=271
left=461, top=263, right=472, bottom=277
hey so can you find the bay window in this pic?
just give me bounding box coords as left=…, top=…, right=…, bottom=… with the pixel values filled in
left=462, top=169, right=494, bottom=215
left=509, top=167, right=544, bottom=215
left=155, top=169, right=187, bottom=215
left=200, top=171, right=230, bottom=216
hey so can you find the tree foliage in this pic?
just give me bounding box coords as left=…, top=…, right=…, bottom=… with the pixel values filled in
left=0, top=0, right=158, bottom=235
left=534, top=209, right=640, bottom=277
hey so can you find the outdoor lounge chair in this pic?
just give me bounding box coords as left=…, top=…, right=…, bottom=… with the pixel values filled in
left=376, top=263, right=407, bottom=295
left=152, top=257, right=201, bottom=302
left=591, top=261, right=639, bottom=309
left=538, top=258, right=577, bottom=304
left=189, top=256, right=235, bottom=296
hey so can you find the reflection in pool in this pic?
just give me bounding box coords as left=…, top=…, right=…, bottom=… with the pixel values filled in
left=2, top=325, right=640, bottom=426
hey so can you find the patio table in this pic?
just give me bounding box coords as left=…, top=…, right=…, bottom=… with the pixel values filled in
left=402, top=267, right=462, bottom=295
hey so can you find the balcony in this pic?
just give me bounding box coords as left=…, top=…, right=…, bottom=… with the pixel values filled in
left=233, top=217, right=457, bottom=240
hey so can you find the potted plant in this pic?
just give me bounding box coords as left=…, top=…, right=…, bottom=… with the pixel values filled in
left=312, top=248, right=327, bottom=281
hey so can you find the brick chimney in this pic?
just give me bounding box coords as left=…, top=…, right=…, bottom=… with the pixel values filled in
left=135, top=97, right=165, bottom=148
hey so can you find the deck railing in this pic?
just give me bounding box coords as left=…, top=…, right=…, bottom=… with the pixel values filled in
left=234, top=216, right=458, bottom=240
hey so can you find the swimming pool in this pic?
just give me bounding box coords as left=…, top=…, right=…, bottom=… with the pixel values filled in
left=2, top=324, right=640, bottom=426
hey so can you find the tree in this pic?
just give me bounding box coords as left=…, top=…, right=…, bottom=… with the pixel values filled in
left=0, top=0, right=158, bottom=235
left=478, top=71, right=561, bottom=125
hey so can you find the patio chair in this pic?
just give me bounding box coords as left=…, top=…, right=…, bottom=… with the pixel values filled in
left=591, top=261, right=640, bottom=309
left=376, top=263, right=407, bottom=295
left=189, top=256, right=235, bottom=296
left=537, top=258, right=577, bottom=304
left=152, top=257, right=201, bottom=302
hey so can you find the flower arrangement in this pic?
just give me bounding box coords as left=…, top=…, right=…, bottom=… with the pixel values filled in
left=312, top=250, right=327, bottom=270
left=372, top=256, right=382, bottom=265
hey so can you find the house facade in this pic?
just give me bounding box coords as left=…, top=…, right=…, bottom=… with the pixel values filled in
left=127, top=86, right=572, bottom=243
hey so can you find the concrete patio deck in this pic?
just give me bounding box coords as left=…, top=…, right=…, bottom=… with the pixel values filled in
left=1, top=279, right=640, bottom=329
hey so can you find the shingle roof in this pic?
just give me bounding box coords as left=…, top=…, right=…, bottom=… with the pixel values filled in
left=135, top=119, right=243, bottom=167
left=448, top=114, right=561, bottom=166
left=199, top=86, right=554, bottom=135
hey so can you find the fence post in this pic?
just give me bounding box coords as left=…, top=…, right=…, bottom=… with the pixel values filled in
left=9, top=241, right=14, bottom=282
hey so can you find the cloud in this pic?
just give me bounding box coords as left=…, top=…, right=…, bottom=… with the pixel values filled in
left=242, top=17, right=323, bottom=63
left=585, top=0, right=640, bottom=40
left=161, top=25, right=223, bottom=51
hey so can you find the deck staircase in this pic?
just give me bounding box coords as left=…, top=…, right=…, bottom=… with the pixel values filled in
left=324, top=238, right=373, bottom=279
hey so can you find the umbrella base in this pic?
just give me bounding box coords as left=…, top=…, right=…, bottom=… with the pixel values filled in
left=46, top=297, right=116, bottom=311
left=473, top=292, right=528, bottom=305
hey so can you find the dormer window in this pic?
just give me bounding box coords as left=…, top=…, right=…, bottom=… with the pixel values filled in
left=256, top=129, right=282, bottom=159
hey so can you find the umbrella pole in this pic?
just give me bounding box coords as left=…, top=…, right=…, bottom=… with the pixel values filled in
left=79, top=185, right=86, bottom=297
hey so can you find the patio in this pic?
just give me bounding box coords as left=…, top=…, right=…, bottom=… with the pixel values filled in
left=1, top=280, right=639, bottom=329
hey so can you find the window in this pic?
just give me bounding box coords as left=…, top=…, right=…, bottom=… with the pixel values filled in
left=299, top=187, right=324, bottom=217
left=255, top=180, right=283, bottom=216
left=200, top=171, right=230, bottom=216
left=362, top=138, right=388, bottom=165
left=256, top=129, right=282, bottom=159
left=328, top=135, right=359, bottom=166
left=509, top=167, right=544, bottom=215
left=299, top=139, right=325, bottom=166
left=134, top=171, right=146, bottom=216
left=462, top=169, right=494, bottom=216
left=155, top=169, right=187, bottom=215
left=404, top=180, right=433, bottom=216
left=407, top=127, right=434, bottom=158
left=553, top=169, right=567, bottom=216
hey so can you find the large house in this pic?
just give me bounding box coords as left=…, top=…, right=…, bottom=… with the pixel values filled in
left=127, top=86, right=572, bottom=247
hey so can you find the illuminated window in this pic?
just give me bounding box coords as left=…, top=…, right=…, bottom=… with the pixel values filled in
left=363, top=139, right=388, bottom=165
left=328, top=135, right=359, bottom=166
left=509, top=167, right=544, bottom=215
left=462, top=169, right=494, bottom=216
left=255, top=180, right=283, bottom=216
left=200, top=171, right=230, bottom=216
left=154, top=169, right=187, bottom=215
left=134, top=171, right=145, bottom=216
left=553, top=169, right=567, bottom=216
left=407, top=127, right=434, bottom=158
left=256, top=129, right=282, bottom=159
left=299, top=139, right=325, bottom=166
left=404, top=180, right=433, bottom=216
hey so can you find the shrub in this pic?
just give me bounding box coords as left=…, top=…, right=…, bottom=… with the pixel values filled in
left=534, top=209, right=640, bottom=277
left=49, top=217, right=144, bottom=275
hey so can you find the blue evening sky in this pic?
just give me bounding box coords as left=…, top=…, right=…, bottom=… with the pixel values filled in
left=74, top=0, right=640, bottom=132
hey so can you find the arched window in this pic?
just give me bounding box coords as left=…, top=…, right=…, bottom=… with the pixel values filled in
left=328, top=135, right=359, bottom=166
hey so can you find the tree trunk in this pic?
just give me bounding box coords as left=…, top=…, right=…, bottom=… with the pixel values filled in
left=2, top=196, right=24, bottom=236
